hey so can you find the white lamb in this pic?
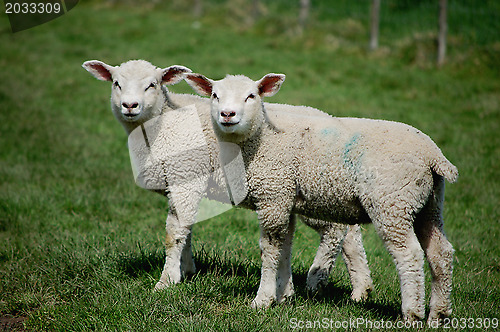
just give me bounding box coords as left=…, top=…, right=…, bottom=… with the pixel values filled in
left=185, top=72, right=458, bottom=323
left=82, top=60, right=373, bottom=302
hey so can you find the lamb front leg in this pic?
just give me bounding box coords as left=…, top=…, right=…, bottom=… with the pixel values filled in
left=276, top=214, right=296, bottom=303
left=251, top=206, right=295, bottom=308
left=155, top=180, right=206, bottom=290
left=155, top=206, right=195, bottom=290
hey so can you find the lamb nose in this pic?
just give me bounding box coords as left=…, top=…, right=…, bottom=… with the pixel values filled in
left=123, top=102, right=138, bottom=109
left=221, top=111, right=236, bottom=118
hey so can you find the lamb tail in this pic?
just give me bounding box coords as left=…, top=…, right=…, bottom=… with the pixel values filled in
left=431, top=157, right=459, bottom=183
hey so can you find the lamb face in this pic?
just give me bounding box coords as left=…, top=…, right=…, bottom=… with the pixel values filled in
left=214, top=76, right=265, bottom=142
left=83, top=60, right=191, bottom=129
left=110, top=61, right=166, bottom=123
left=185, top=73, right=285, bottom=143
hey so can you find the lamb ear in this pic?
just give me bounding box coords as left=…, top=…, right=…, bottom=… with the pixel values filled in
left=184, top=73, right=214, bottom=97
left=82, top=60, right=115, bottom=82
left=257, top=73, right=285, bottom=97
left=160, top=65, right=192, bottom=85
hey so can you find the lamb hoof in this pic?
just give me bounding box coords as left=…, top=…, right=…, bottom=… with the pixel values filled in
left=403, top=310, right=425, bottom=323
left=305, top=283, right=319, bottom=294
left=305, top=283, right=324, bottom=298
left=306, top=267, right=328, bottom=292
left=277, top=291, right=295, bottom=305
left=350, top=283, right=373, bottom=302
left=251, top=296, right=275, bottom=309
left=154, top=280, right=173, bottom=291
left=427, top=310, right=451, bottom=327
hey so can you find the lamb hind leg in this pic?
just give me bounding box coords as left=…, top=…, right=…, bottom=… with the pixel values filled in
left=373, top=216, right=426, bottom=322
left=342, top=224, right=374, bottom=302
left=306, top=222, right=373, bottom=302
left=416, top=217, right=453, bottom=325
left=415, top=178, right=454, bottom=325
left=306, top=222, right=347, bottom=292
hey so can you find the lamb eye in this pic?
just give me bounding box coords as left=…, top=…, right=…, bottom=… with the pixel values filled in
left=246, top=93, right=255, bottom=101
left=212, top=92, right=219, bottom=100
left=113, top=81, right=121, bottom=89
left=146, top=82, right=156, bottom=91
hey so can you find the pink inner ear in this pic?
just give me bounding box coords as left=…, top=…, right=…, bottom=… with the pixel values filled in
left=91, top=64, right=112, bottom=81
left=259, top=75, right=281, bottom=95
left=162, top=67, right=185, bottom=84
left=188, top=75, right=212, bottom=96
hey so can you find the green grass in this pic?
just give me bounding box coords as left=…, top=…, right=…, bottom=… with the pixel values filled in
left=1, top=1, right=499, bottom=331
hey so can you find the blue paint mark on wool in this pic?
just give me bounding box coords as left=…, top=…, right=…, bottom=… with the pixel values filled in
left=321, top=127, right=339, bottom=136
left=343, top=133, right=363, bottom=174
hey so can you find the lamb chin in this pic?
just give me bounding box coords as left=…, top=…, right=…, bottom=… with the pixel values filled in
left=218, top=121, right=238, bottom=131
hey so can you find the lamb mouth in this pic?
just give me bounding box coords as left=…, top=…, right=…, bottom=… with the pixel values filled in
left=221, top=122, right=239, bottom=127
left=123, top=112, right=140, bottom=119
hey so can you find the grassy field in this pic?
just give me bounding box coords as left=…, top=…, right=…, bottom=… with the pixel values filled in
left=1, top=1, right=499, bottom=331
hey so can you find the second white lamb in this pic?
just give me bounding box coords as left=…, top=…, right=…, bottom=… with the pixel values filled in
left=185, top=72, right=458, bottom=324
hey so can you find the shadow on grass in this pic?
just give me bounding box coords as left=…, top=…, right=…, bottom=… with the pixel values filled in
left=293, top=269, right=401, bottom=321
left=190, top=246, right=261, bottom=279
left=115, top=245, right=164, bottom=278
left=114, top=244, right=260, bottom=280
left=115, top=245, right=400, bottom=320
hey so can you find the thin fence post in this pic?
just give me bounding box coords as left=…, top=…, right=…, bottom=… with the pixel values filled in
left=299, top=0, right=310, bottom=32
left=370, top=0, right=381, bottom=51
left=437, top=0, right=447, bottom=66
left=252, top=0, right=260, bottom=22
left=193, top=0, right=203, bottom=18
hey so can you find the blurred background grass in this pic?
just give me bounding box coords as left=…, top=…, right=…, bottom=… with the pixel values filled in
left=0, top=1, right=499, bottom=330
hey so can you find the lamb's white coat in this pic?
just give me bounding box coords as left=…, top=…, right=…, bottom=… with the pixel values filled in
left=82, top=60, right=373, bottom=300
left=185, top=73, right=458, bottom=323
